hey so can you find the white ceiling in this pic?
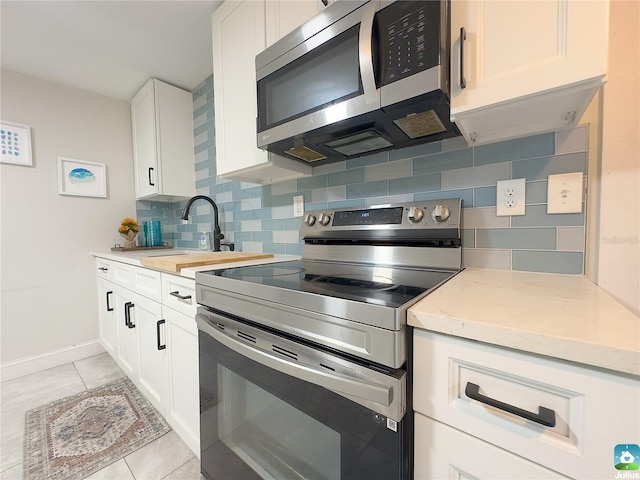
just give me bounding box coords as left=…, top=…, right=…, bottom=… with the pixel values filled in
left=1, top=0, right=224, bottom=100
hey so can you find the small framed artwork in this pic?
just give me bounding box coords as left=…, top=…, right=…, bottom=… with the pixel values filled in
left=1, top=120, right=33, bottom=166
left=57, top=157, right=107, bottom=198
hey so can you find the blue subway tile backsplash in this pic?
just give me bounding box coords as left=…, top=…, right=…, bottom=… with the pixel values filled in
left=136, top=75, right=590, bottom=275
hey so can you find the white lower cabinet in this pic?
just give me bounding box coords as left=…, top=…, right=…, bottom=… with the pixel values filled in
left=413, top=329, right=640, bottom=479
left=135, top=291, right=167, bottom=414
left=96, top=277, right=117, bottom=357
left=114, top=287, right=140, bottom=379
left=414, top=414, right=567, bottom=480
left=95, top=258, right=200, bottom=456
left=164, top=306, right=200, bottom=454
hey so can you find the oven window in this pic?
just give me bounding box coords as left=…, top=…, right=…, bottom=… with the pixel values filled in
left=218, top=365, right=340, bottom=480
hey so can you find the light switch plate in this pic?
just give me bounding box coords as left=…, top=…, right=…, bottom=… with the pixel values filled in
left=293, top=195, right=304, bottom=217
left=547, top=172, right=583, bottom=214
left=496, top=178, right=526, bottom=216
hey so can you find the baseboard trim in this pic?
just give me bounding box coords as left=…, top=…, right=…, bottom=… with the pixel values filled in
left=1, top=340, right=105, bottom=382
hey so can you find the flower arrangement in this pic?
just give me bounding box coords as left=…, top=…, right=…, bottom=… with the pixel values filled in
left=118, top=217, right=139, bottom=248
left=118, top=217, right=139, bottom=234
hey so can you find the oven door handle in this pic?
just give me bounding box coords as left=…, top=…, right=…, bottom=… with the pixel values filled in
left=199, top=318, right=392, bottom=407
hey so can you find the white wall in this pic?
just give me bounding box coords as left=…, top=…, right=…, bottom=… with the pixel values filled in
left=597, top=0, right=640, bottom=315
left=0, top=70, right=136, bottom=365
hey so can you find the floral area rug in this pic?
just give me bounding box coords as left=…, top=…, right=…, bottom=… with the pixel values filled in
left=23, top=377, right=171, bottom=480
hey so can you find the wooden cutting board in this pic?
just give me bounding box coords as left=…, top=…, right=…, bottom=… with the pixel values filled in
left=140, top=252, right=274, bottom=272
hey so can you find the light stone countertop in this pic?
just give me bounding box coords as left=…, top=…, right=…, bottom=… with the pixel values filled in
left=408, top=268, right=640, bottom=376
left=91, top=250, right=300, bottom=279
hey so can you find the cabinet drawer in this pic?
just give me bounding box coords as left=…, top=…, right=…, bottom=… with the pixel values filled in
left=415, top=413, right=568, bottom=480
left=96, top=258, right=162, bottom=301
left=95, top=258, right=115, bottom=281
left=162, top=274, right=196, bottom=318
left=413, top=330, right=640, bottom=479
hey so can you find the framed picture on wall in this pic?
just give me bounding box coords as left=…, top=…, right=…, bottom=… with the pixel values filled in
left=0, top=120, right=33, bottom=166
left=57, top=157, right=107, bottom=198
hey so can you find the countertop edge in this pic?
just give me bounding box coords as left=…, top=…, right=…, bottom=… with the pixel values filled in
left=91, top=250, right=300, bottom=278
left=408, top=268, right=640, bottom=377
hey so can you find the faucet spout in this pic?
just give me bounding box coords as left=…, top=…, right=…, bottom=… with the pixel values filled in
left=180, top=195, right=224, bottom=252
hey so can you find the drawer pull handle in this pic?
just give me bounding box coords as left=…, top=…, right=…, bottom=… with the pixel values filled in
left=170, top=290, right=192, bottom=301
left=98, top=267, right=108, bottom=272
left=465, top=382, right=556, bottom=427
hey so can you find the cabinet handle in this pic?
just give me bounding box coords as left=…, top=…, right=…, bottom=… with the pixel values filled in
left=321, top=0, right=328, bottom=6
left=125, top=302, right=135, bottom=328
left=148, top=167, right=155, bottom=187
left=106, top=291, right=113, bottom=312
left=459, top=27, right=467, bottom=89
left=124, top=301, right=131, bottom=327
left=465, top=382, right=556, bottom=427
left=170, top=290, right=192, bottom=301
left=156, top=319, right=166, bottom=350
left=98, top=267, right=108, bottom=272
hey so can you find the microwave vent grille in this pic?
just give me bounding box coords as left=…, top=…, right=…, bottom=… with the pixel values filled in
left=394, top=110, right=447, bottom=139
left=285, top=146, right=327, bottom=162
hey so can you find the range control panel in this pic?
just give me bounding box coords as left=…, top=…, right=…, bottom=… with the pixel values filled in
left=300, top=199, right=462, bottom=241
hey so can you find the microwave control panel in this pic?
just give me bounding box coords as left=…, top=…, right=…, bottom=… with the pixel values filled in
left=375, top=0, right=442, bottom=86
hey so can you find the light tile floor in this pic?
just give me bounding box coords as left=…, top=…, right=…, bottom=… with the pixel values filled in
left=0, top=353, right=201, bottom=480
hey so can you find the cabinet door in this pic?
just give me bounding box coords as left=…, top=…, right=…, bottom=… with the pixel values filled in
left=450, top=0, right=608, bottom=144
left=212, top=1, right=312, bottom=184
left=165, top=307, right=200, bottom=455
left=115, top=288, right=140, bottom=379
left=450, top=0, right=608, bottom=115
left=136, top=292, right=168, bottom=415
left=97, top=278, right=118, bottom=357
left=131, top=79, right=159, bottom=198
left=415, top=413, right=568, bottom=480
left=213, top=0, right=267, bottom=176
left=265, top=0, right=323, bottom=47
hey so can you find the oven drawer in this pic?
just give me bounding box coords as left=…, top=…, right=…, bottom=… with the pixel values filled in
left=413, top=329, right=640, bottom=479
left=162, top=274, right=196, bottom=318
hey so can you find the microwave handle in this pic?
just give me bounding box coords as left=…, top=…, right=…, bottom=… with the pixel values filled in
left=358, top=1, right=378, bottom=106
left=198, top=314, right=392, bottom=407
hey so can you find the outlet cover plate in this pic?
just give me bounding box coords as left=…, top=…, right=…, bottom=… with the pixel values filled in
left=496, top=178, right=526, bottom=216
left=547, top=172, right=583, bottom=214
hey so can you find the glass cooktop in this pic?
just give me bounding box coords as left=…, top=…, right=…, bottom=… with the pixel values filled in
left=203, top=260, right=456, bottom=309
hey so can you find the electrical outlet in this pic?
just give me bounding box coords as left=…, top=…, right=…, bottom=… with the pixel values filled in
left=293, top=195, right=304, bottom=217
left=496, top=178, right=526, bottom=216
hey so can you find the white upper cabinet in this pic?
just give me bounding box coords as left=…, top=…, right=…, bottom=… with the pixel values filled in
left=450, top=0, right=609, bottom=145
left=212, top=0, right=318, bottom=184
left=131, top=79, right=196, bottom=200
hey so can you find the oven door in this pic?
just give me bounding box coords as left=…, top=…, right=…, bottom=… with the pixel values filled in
left=197, top=307, right=410, bottom=480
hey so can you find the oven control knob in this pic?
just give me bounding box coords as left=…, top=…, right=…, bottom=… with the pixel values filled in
left=319, top=213, right=331, bottom=226
left=431, top=204, right=451, bottom=222
left=407, top=206, right=424, bottom=223
left=304, top=214, right=316, bottom=226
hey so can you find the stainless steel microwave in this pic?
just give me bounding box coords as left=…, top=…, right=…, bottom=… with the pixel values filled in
left=256, top=0, right=460, bottom=166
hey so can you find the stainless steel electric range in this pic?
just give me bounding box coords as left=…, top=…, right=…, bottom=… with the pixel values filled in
left=196, top=199, right=462, bottom=480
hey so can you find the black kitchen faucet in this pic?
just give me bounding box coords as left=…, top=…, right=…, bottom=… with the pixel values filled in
left=180, top=195, right=227, bottom=252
